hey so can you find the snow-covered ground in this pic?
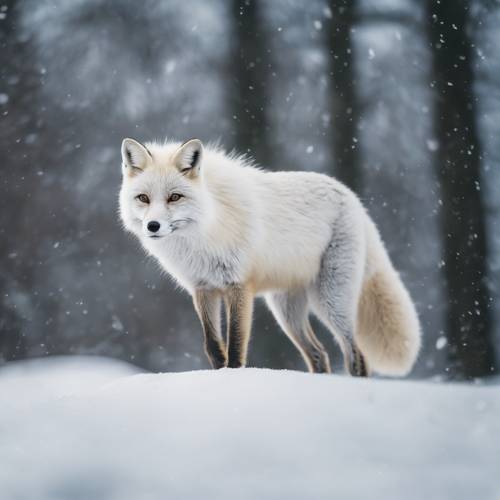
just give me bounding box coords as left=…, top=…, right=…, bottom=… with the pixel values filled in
left=0, top=357, right=498, bottom=500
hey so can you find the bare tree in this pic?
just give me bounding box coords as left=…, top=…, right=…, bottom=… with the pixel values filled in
left=327, top=0, right=361, bottom=191
left=0, top=0, right=38, bottom=362
left=426, top=0, right=497, bottom=378
left=230, top=0, right=272, bottom=165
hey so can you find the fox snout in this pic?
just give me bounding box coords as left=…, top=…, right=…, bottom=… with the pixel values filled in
left=144, top=218, right=193, bottom=238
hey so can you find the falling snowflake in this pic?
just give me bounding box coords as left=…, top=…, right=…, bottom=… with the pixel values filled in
left=436, top=337, right=447, bottom=350
left=426, top=139, right=439, bottom=152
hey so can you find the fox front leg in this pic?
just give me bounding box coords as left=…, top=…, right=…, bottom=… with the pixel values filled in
left=193, top=289, right=226, bottom=369
left=224, top=285, right=254, bottom=368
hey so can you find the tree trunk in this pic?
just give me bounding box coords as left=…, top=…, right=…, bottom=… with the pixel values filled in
left=230, top=0, right=272, bottom=166
left=327, top=0, right=361, bottom=192
left=426, top=0, right=496, bottom=378
left=0, top=0, right=36, bottom=362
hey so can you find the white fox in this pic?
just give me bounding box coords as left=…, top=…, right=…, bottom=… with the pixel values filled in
left=119, top=138, right=421, bottom=376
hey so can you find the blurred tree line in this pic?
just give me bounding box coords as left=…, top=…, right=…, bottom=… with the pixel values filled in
left=0, top=0, right=498, bottom=379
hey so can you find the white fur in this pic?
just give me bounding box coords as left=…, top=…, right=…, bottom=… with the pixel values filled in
left=119, top=139, right=422, bottom=376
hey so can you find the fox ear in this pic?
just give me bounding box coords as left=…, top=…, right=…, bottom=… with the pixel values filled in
left=121, top=138, right=151, bottom=175
left=173, top=139, right=203, bottom=178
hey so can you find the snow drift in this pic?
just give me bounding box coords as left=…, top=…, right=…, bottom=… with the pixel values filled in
left=0, top=357, right=498, bottom=500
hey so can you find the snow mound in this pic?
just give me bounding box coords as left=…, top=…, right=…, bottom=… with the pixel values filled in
left=0, top=358, right=498, bottom=500
left=0, top=356, right=140, bottom=407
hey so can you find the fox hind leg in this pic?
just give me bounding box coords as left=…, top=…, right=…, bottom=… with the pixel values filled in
left=266, top=290, right=331, bottom=374
left=309, top=219, right=368, bottom=377
left=344, top=338, right=369, bottom=377
left=312, top=295, right=369, bottom=377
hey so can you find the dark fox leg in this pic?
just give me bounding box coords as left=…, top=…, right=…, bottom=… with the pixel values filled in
left=343, top=338, right=369, bottom=377
left=308, top=213, right=368, bottom=376
left=193, top=289, right=226, bottom=369
left=266, top=290, right=331, bottom=374
left=354, top=347, right=369, bottom=377
left=224, top=285, right=254, bottom=368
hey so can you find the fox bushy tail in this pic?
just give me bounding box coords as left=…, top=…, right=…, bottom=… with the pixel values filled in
left=355, top=229, right=421, bottom=376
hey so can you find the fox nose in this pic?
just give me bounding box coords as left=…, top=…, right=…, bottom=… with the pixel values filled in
left=147, top=221, right=161, bottom=233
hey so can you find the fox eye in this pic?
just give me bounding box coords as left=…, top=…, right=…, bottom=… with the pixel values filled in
left=168, top=193, right=183, bottom=203
left=136, top=194, right=150, bottom=204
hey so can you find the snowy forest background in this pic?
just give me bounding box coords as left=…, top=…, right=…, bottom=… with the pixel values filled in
left=1, top=0, right=499, bottom=380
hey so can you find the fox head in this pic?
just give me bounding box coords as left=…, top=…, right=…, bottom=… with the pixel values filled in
left=119, top=138, right=212, bottom=242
